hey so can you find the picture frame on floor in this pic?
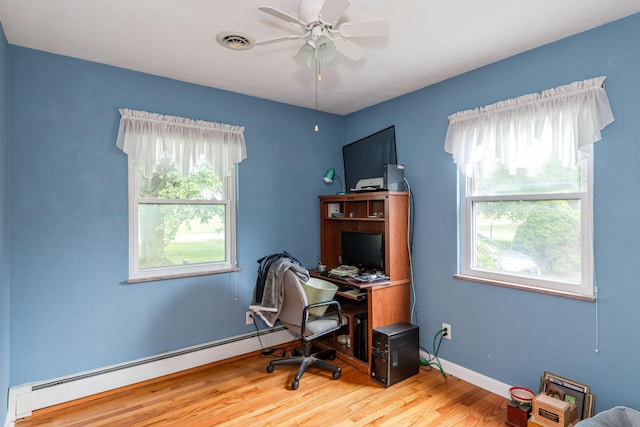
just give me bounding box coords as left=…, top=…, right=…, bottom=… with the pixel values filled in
left=539, top=371, right=595, bottom=420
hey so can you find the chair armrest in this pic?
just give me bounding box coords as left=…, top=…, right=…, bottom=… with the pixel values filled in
left=301, top=300, right=343, bottom=341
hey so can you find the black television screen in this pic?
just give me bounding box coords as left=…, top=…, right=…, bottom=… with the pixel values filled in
left=343, top=126, right=397, bottom=192
left=341, top=231, right=384, bottom=271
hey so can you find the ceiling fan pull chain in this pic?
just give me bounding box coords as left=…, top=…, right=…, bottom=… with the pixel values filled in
left=315, top=59, right=320, bottom=132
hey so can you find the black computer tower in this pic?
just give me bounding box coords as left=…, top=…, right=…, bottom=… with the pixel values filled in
left=371, top=322, right=419, bottom=387
left=353, top=312, right=368, bottom=362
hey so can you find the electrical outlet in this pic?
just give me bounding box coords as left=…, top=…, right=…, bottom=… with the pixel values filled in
left=246, top=311, right=254, bottom=325
left=442, top=323, right=451, bottom=340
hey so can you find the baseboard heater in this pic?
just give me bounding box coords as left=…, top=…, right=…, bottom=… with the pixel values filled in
left=7, top=326, right=294, bottom=423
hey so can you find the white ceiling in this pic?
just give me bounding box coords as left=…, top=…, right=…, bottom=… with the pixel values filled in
left=1, top=0, right=639, bottom=115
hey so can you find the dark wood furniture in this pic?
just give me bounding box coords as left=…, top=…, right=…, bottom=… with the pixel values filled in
left=313, top=191, right=411, bottom=373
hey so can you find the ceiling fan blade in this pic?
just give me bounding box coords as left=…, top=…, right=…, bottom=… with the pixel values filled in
left=339, top=20, right=390, bottom=38
left=254, top=33, right=309, bottom=46
left=319, top=0, right=350, bottom=26
left=333, top=38, right=365, bottom=61
left=258, top=6, right=305, bottom=27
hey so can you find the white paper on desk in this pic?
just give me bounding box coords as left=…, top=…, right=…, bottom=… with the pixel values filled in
left=353, top=275, right=389, bottom=282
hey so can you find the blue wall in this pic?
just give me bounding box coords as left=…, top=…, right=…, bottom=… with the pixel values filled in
left=0, top=22, right=9, bottom=426
left=346, top=13, right=640, bottom=412
left=8, top=47, right=343, bottom=385
left=5, top=11, right=640, bottom=418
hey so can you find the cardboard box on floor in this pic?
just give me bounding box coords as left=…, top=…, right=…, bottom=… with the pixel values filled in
left=527, top=393, right=578, bottom=427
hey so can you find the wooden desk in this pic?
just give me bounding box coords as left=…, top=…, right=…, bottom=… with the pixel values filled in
left=316, top=192, right=411, bottom=374
left=310, top=270, right=411, bottom=373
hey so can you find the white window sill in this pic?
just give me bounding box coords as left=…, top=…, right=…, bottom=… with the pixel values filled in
left=453, top=274, right=595, bottom=302
left=127, top=266, right=241, bottom=284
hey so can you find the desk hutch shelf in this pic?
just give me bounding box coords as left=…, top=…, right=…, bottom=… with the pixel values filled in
left=315, top=191, right=411, bottom=374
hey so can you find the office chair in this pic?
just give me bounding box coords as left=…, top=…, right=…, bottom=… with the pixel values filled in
left=266, top=271, right=343, bottom=390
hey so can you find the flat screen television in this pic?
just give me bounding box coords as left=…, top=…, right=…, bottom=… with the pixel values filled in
left=341, top=231, right=384, bottom=271
left=343, top=125, right=397, bottom=192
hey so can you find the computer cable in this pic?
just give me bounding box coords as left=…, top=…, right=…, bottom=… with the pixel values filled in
left=250, top=313, right=287, bottom=357
left=420, top=328, right=447, bottom=377
left=404, top=177, right=417, bottom=324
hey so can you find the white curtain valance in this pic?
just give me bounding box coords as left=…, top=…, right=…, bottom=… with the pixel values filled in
left=116, top=108, right=247, bottom=179
left=444, top=76, right=615, bottom=176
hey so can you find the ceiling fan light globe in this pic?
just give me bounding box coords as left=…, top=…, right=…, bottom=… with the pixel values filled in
left=294, top=42, right=316, bottom=69
left=315, top=36, right=338, bottom=66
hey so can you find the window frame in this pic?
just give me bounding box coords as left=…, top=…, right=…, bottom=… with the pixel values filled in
left=126, top=159, right=238, bottom=283
left=458, top=156, right=594, bottom=299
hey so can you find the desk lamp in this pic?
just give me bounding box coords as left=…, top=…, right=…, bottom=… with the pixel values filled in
left=323, top=168, right=346, bottom=194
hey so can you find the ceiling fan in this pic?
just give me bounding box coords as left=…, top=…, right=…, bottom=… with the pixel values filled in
left=254, top=0, right=390, bottom=68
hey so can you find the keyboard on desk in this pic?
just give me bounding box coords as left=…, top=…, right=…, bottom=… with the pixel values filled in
left=336, top=286, right=367, bottom=300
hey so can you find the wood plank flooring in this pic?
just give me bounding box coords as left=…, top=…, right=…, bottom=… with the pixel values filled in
left=16, top=350, right=508, bottom=426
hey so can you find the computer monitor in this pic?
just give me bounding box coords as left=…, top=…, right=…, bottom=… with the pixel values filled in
left=341, top=231, right=384, bottom=271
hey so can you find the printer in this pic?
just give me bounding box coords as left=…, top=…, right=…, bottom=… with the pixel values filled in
left=351, top=164, right=406, bottom=192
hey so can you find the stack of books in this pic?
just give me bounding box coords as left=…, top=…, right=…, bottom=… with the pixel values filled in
left=329, top=265, right=359, bottom=277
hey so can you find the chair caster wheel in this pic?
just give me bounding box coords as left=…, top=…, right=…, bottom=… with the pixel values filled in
left=266, top=365, right=274, bottom=373
left=291, top=380, right=299, bottom=390
left=328, top=353, right=336, bottom=361
left=332, top=370, right=341, bottom=380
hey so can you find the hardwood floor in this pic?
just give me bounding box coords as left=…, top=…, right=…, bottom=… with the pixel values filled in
left=16, top=350, right=508, bottom=426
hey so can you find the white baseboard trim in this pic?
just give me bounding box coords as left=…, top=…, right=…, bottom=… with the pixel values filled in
left=419, top=350, right=512, bottom=400
left=6, top=327, right=295, bottom=423
left=6, top=336, right=510, bottom=424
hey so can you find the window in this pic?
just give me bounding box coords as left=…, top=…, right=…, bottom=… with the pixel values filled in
left=445, top=77, right=614, bottom=298
left=128, top=158, right=236, bottom=280
left=116, top=109, right=246, bottom=281
left=460, top=140, right=593, bottom=296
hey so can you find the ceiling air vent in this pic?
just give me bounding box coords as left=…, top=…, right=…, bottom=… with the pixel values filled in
left=216, top=32, right=256, bottom=50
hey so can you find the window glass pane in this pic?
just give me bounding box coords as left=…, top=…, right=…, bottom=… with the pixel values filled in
left=138, top=204, right=226, bottom=269
left=473, top=154, right=583, bottom=196
left=474, top=200, right=581, bottom=282
left=138, top=162, right=223, bottom=200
